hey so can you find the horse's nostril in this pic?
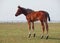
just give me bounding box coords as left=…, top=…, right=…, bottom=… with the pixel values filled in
left=15, top=14, right=17, bottom=16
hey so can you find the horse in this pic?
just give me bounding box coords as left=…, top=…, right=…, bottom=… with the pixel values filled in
left=15, top=6, right=50, bottom=39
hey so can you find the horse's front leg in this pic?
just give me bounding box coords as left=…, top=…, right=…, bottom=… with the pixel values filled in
left=32, top=22, right=35, bottom=37
left=28, top=21, right=31, bottom=38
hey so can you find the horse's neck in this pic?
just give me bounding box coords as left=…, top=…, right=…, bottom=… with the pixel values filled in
left=21, top=8, right=27, bottom=16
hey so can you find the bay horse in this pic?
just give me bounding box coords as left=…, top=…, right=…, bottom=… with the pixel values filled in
left=15, top=6, right=50, bottom=39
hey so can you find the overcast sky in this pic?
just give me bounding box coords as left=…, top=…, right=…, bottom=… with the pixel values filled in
left=0, top=0, right=60, bottom=22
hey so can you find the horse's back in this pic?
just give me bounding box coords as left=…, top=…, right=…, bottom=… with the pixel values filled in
left=26, top=10, right=50, bottom=21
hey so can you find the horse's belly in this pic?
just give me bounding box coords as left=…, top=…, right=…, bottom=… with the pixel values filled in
left=31, top=17, right=39, bottom=22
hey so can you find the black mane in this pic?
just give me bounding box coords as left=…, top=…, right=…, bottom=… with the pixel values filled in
left=21, top=7, right=34, bottom=16
left=26, top=8, right=34, bottom=13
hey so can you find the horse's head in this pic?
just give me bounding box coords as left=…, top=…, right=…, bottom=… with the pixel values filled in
left=15, top=6, right=22, bottom=16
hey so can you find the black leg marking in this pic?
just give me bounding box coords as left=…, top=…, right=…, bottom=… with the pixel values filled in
left=46, top=36, right=49, bottom=39
left=41, top=35, right=43, bottom=39
left=33, top=33, right=36, bottom=37
left=28, top=34, right=31, bottom=38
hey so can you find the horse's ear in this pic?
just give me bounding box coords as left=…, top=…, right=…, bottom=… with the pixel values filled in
left=18, top=6, right=20, bottom=8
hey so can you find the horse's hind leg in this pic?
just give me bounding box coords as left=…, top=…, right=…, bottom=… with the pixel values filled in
left=45, top=21, right=49, bottom=39
left=28, top=21, right=31, bottom=38
left=32, top=22, right=35, bottom=37
left=40, top=21, right=45, bottom=39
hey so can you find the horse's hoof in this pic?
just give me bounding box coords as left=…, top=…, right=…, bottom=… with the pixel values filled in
left=28, top=34, right=31, bottom=38
left=33, top=34, right=36, bottom=37
left=46, top=36, right=49, bottom=39
left=41, top=35, right=43, bottom=39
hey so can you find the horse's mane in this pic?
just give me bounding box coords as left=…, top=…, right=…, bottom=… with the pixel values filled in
left=26, top=8, right=34, bottom=13
left=25, top=8, right=34, bottom=14
left=21, top=7, right=34, bottom=13
left=20, top=7, right=34, bottom=15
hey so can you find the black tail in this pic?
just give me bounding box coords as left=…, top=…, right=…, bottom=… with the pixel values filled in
left=47, top=13, right=50, bottom=21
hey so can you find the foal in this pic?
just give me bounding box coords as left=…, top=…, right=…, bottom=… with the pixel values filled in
left=15, top=6, right=50, bottom=39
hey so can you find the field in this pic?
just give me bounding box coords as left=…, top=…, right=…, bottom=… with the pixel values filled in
left=0, top=23, right=60, bottom=43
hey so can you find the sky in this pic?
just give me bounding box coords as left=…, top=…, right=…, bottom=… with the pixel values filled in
left=0, top=0, right=60, bottom=22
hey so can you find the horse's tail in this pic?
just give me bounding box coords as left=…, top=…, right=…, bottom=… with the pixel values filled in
left=47, top=13, right=50, bottom=21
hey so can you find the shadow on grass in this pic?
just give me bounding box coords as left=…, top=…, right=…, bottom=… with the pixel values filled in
left=49, top=37, right=60, bottom=40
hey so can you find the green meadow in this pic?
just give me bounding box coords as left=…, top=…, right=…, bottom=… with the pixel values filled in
left=0, top=23, right=60, bottom=43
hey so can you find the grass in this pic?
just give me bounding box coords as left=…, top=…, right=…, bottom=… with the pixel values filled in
left=0, top=23, right=60, bottom=43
